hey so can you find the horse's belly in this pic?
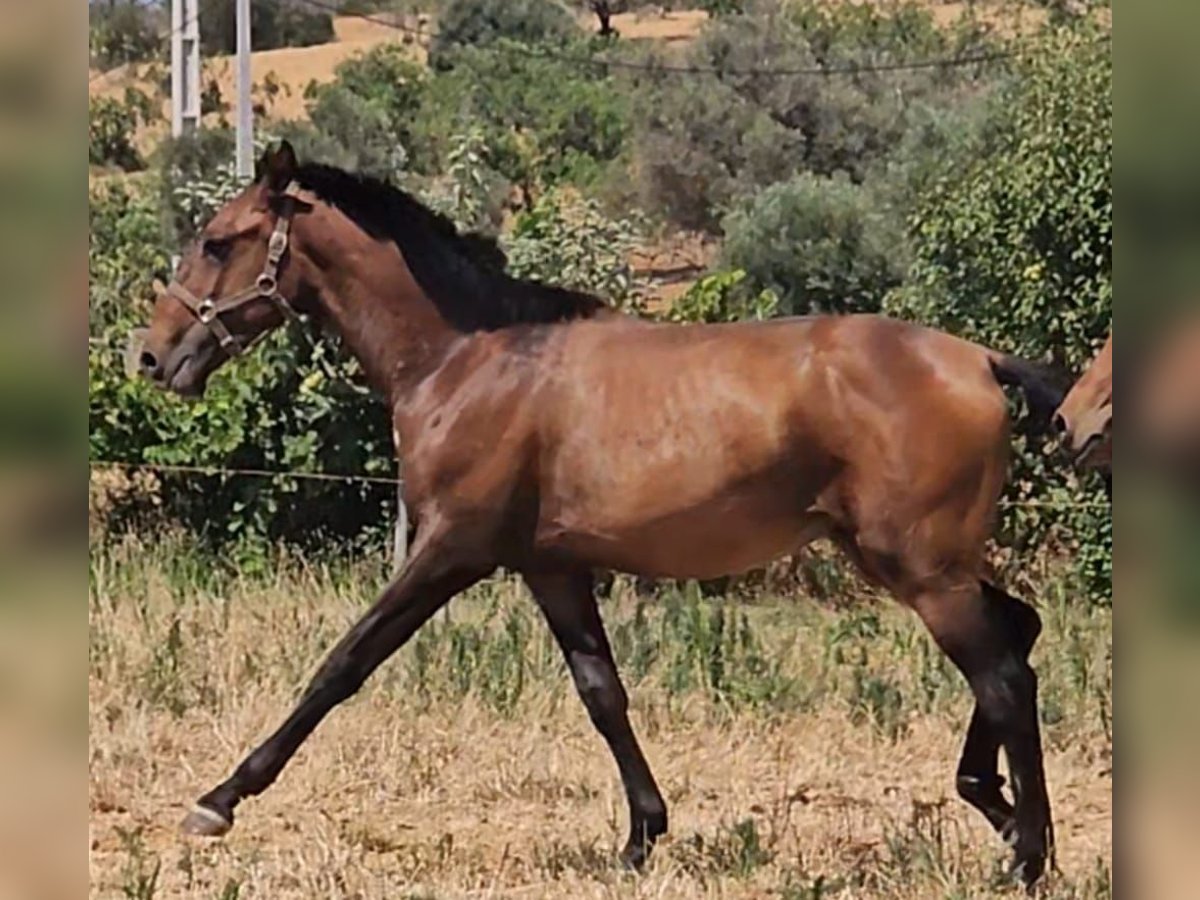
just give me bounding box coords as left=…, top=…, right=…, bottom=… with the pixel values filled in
left=537, top=471, right=832, bottom=579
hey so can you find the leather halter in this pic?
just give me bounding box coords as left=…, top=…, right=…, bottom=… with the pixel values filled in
left=162, top=183, right=302, bottom=356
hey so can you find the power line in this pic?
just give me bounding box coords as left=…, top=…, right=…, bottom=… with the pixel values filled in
left=89, top=1, right=1111, bottom=90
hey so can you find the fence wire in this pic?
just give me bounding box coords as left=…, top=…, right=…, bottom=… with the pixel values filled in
left=89, top=459, right=1110, bottom=510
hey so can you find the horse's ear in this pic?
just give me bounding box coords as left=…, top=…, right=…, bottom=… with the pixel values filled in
left=258, top=140, right=298, bottom=193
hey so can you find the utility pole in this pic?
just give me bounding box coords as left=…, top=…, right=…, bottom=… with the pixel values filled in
left=170, top=0, right=201, bottom=136
left=235, top=0, right=254, bottom=178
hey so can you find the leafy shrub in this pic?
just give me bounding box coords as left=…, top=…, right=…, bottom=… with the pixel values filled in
left=152, top=128, right=237, bottom=243
left=429, top=0, right=581, bottom=70
left=667, top=269, right=779, bottom=324
left=304, top=44, right=430, bottom=175
left=627, top=73, right=799, bottom=231
left=884, top=28, right=1112, bottom=600
left=720, top=172, right=903, bottom=315
left=199, top=0, right=335, bottom=55
left=504, top=188, right=645, bottom=307
left=422, top=128, right=509, bottom=232
left=89, top=89, right=154, bottom=171
left=89, top=1, right=163, bottom=70
left=88, top=182, right=172, bottom=335
left=887, top=30, right=1111, bottom=368
left=418, top=39, right=630, bottom=199
left=626, top=0, right=1000, bottom=231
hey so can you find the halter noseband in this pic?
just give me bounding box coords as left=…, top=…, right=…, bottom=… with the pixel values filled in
left=162, top=183, right=302, bottom=356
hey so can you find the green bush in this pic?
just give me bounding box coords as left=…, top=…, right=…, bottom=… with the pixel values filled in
left=667, top=269, right=779, bottom=324
left=417, top=39, right=630, bottom=199
left=884, top=28, right=1112, bottom=601
left=504, top=188, right=645, bottom=307
left=429, top=0, right=581, bottom=70
left=199, top=0, right=335, bottom=55
left=88, top=182, right=173, bottom=335
left=720, top=172, right=903, bottom=315
left=886, top=30, right=1111, bottom=368
left=627, top=73, right=799, bottom=231
left=304, top=44, right=430, bottom=176
left=89, top=1, right=163, bottom=70
left=152, top=128, right=237, bottom=243
left=89, top=89, right=154, bottom=171
left=626, top=0, right=1000, bottom=231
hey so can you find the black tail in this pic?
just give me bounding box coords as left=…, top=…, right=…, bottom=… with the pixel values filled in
left=988, top=354, right=1068, bottom=434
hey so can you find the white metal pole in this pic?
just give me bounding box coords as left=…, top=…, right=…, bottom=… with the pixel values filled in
left=235, top=0, right=254, bottom=178
left=170, top=0, right=183, bottom=135
left=171, top=0, right=201, bottom=136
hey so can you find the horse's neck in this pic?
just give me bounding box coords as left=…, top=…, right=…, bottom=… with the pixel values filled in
left=302, top=234, right=459, bottom=408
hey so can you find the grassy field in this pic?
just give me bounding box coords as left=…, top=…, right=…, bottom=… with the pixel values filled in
left=88, top=536, right=1111, bottom=899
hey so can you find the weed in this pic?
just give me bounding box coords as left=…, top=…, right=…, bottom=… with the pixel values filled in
left=115, top=826, right=161, bottom=900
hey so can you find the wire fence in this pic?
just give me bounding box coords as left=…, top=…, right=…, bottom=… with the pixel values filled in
left=89, top=459, right=1110, bottom=510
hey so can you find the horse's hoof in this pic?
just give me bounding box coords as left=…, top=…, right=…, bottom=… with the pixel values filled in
left=1009, top=853, right=1046, bottom=892
left=180, top=804, right=233, bottom=837
left=618, top=843, right=649, bottom=872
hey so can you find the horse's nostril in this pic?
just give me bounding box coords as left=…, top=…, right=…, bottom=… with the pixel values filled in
left=1051, top=413, right=1067, bottom=436
left=140, top=350, right=160, bottom=376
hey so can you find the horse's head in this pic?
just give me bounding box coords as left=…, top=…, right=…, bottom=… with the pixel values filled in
left=138, top=142, right=308, bottom=397
left=1055, top=333, right=1112, bottom=472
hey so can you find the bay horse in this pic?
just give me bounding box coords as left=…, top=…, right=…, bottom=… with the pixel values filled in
left=137, top=143, right=1064, bottom=887
left=1055, top=333, right=1112, bottom=478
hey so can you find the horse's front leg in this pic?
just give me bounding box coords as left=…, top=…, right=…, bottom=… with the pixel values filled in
left=181, top=529, right=493, bottom=836
left=523, top=567, right=667, bottom=869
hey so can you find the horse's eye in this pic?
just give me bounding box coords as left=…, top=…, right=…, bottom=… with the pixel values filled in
left=203, top=237, right=232, bottom=262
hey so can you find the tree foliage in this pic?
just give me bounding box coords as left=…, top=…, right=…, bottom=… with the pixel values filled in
left=418, top=40, right=630, bottom=199
left=626, top=0, right=998, bottom=231
left=884, top=28, right=1112, bottom=599
left=89, top=0, right=164, bottom=70
left=199, top=0, right=335, bottom=55
left=303, top=44, right=429, bottom=177
left=429, top=0, right=581, bottom=70
left=89, top=88, right=155, bottom=171
left=721, top=172, right=902, bottom=315
left=885, top=29, right=1111, bottom=370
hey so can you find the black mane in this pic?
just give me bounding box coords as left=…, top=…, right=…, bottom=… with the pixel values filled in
left=291, top=163, right=610, bottom=331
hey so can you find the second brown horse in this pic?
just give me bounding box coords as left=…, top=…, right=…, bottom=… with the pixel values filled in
left=138, top=144, right=1063, bottom=887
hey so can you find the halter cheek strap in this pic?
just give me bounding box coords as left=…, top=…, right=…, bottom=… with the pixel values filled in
left=162, top=182, right=302, bottom=356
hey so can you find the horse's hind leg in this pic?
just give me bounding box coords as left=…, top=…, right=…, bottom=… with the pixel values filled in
left=911, top=579, right=1052, bottom=890
left=523, top=568, right=667, bottom=870
left=955, top=582, right=1044, bottom=842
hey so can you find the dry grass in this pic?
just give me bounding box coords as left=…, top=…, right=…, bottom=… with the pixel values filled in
left=89, top=536, right=1111, bottom=899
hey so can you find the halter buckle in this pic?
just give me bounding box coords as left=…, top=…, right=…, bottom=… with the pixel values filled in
left=267, top=230, right=288, bottom=262
left=256, top=273, right=278, bottom=295
left=197, top=297, right=217, bottom=323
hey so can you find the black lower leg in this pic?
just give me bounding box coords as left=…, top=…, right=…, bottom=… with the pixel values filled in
left=956, top=707, right=1014, bottom=837
left=184, top=552, right=484, bottom=834
left=955, top=583, right=1044, bottom=839
left=525, top=569, right=667, bottom=869
left=974, top=654, right=1052, bottom=889
left=917, top=582, right=1051, bottom=891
